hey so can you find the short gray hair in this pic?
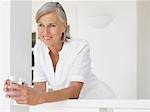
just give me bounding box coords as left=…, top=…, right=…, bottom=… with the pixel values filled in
left=36, top=2, right=71, bottom=42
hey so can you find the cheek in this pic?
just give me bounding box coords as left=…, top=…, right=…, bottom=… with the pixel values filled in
left=55, top=31, right=63, bottom=38
left=37, top=29, right=42, bottom=36
left=38, top=32, right=42, bottom=38
left=51, top=29, right=62, bottom=38
left=50, top=30, right=56, bottom=35
left=56, top=28, right=64, bottom=35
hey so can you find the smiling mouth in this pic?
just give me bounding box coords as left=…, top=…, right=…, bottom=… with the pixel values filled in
left=44, top=36, right=52, bottom=40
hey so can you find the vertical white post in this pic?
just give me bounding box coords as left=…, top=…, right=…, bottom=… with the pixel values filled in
left=147, top=0, right=150, bottom=98
left=10, top=1, right=32, bottom=112
left=0, top=1, right=11, bottom=112
left=137, top=0, right=150, bottom=99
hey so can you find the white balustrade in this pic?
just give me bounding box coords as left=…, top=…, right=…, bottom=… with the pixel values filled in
left=29, top=100, right=150, bottom=112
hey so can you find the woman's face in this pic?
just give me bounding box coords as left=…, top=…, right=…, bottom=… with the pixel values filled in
left=37, top=12, right=67, bottom=47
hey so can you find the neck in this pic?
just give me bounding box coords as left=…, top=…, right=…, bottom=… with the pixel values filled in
left=48, top=42, right=63, bottom=55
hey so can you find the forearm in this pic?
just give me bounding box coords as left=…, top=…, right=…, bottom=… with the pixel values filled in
left=33, top=82, right=46, bottom=92
left=42, top=86, right=80, bottom=103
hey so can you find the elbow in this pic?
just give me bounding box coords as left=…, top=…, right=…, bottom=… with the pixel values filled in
left=69, top=93, right=80, bottom=99
left=69, top=86, right=82, bottom=99
left=69, top=92, right=80, bottom=99
left=68, top=81, right=83, bottom=99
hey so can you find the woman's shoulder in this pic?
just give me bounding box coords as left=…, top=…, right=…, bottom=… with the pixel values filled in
left=66, top=38, right=90, bottom=54
left=68, top=38, right=90, bottom=48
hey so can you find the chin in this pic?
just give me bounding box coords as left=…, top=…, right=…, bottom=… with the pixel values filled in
left=42, top=40, right=50, bottom=46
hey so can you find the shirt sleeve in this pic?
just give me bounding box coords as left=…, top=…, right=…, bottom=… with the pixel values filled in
left=69, top=40, right=91, bottom=83
left=33, top=44, right=47, bottom=82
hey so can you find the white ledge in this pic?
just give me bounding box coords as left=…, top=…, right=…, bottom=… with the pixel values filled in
left=29, top=100, right=150, bottom=110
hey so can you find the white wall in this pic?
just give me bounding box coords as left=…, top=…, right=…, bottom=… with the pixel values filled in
left=32, top=1, right=137, bottom=99
left=74, top=1, right=137, bottom=99
left=0, top=1, right=11, bottom=112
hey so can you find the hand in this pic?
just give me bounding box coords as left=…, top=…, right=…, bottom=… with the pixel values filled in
left=3, top=79, right=11, bottom=97
left=5, top=83, right=46, bottom=105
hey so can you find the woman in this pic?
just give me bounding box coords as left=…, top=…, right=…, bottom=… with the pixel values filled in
left=4, top=2, right=115, bottom=105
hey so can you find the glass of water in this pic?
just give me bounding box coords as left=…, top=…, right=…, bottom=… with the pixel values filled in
left=5, top=75, right=24, bottom=105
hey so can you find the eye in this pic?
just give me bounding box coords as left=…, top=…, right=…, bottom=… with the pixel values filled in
left=38, top=23, right=43, bottom=27
left=38, top=23, right=44, bottom=28
left=49, top=24, right=56, bottom=27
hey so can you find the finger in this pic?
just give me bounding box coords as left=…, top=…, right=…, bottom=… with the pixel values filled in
left=3, top=86, right=12, bottom=92
left=11, top=83, right=23, bottom=90
left=16, top=100, right=27, bottom=104
left=4, top=80, right=11, bottom=86
left=3, top=87, right=8, bottom=92
left=5, top=91, right=21, bottom=97
left=4, top=80, right=12, bottom=91
left=11, top=95, right=26, bottom=101
left=5, top=85, right=12, bottom=89
left=5, top=79, right=11, bottom=83
left=4, top=84, right=8, bottom=88
left=4, top=80, right=11, bottom=88
left=11, top=96, right=20, bottom=101
left=4, top=85, right=17, bottom=92
left=5, top=95, right=10, bottom=98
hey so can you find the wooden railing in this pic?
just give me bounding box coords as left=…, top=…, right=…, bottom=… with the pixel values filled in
left=29, top=100, right=150, bottom=112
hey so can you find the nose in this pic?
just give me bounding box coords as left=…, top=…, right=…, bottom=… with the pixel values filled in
left=43, top=27, right=50, bottom=36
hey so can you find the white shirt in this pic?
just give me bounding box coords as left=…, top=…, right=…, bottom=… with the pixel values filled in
left=33, top=38, right=115, bottom=99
